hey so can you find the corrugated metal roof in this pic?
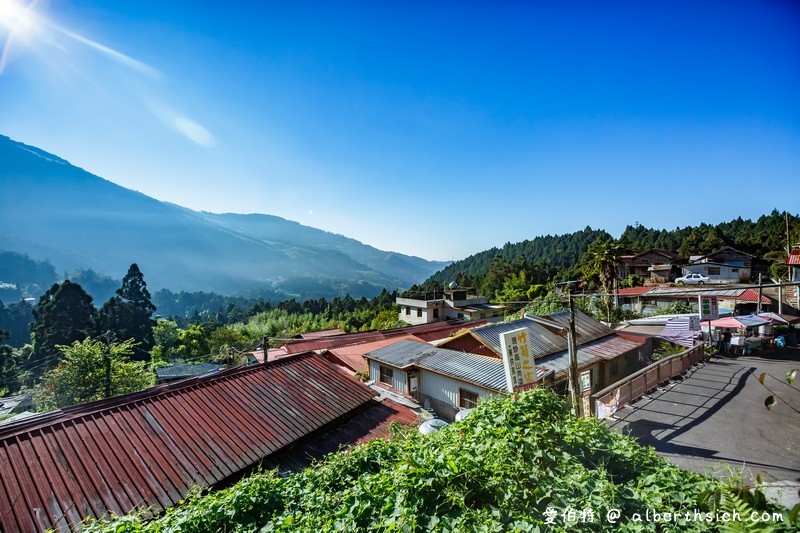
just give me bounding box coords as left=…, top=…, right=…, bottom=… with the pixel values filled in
left=617, top=287, right=652, bottom=297
left=258, top=399, right=418, bottom=473
left=545, top=309, right=615, bottom=344
left=577, top=335, right=642, bottom=361
left=325, top=335, right=426, bottom=374
left=281, top=320, right=482, bottom=354
left=298, top=328, right=346, bottom=339
left=536, top=350, right=598, bottom=377
left=470, top=318, right=567, bottom=358
left=644, top=287, right=770, bottom=303
left=366, top=340, right=510, bottom=392
left=533, top=335, right=640, bottom=378
left=787, top=249, right=800, bottom=266
left=154, top=362, right=223, bottom=381
left=0, top=354, right=383, bottom=532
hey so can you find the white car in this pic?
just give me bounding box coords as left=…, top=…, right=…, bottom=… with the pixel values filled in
left=676, top=273, right=710, bottom=285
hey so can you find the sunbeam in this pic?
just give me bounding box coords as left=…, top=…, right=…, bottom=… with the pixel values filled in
left=0, top=0, right=158, bottom=76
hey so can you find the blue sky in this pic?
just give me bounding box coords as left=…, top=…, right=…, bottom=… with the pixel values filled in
left=1, top=1, right=799, bottom=261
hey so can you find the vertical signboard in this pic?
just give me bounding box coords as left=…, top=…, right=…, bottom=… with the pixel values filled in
left=580, top=370, right=591, bottom=392
left=580, top=370, right=592, bottom=418
left=698, top=295, right=719, bottom=321
left=499, top=328, right=537, bottom=393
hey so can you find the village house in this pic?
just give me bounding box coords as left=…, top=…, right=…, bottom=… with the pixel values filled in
left=437, top=311, right=650, bottom=392
left=365, top=339, right=548, bottom=421
left=0, top=354, right=418, bottom=532
left=618, top=249, right=683, bottom=283
left=249, top=320, right=485, bottom=363
left=396, top=284, right=505, bottom=325
left=365, top=310, right=650, bottom=419
left=682, top=246, right=769, bottom=283
left=787, top=246, right=800, bottom=307
left=634, top=286, right=771, bottom=316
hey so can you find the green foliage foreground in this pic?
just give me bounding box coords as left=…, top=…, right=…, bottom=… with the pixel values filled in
left=86, top=389, right=796, bottom=532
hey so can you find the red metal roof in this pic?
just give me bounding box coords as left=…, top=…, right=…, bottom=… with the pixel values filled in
left=298, top=328, right=346, bottom=339
left=259, top=399, right=418, bottom=473
left=577, top=334, right=643, bottom=361
left=733, top=288, right=771, bottom=303
left=787, top=249, right=800, bottom=266
left=0, top=354, right=385, bottom=532
left=280, top=320, right=484, bottom=354
left=324, top=335, right=426, bottom=374
left=617, top=287, right=652, bottom=297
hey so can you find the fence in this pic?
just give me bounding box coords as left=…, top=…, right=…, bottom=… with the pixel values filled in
left=592, top=344, right=705, bottom=419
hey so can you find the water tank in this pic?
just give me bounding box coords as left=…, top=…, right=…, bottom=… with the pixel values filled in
left=419, top=418, right=449, bottom=434
left=448, top=281, right=458, bottom=288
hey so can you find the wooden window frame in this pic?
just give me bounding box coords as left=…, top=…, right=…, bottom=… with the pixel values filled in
left=459, top=388, right=479, bottom=409
left=379, top=365, right=394, bottom=385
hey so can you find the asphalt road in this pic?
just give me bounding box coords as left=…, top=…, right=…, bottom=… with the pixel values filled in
left=606, top=347, right=800, bottom=509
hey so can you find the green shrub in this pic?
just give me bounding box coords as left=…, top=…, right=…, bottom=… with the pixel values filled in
left=85, top=389, right=796, bottom=532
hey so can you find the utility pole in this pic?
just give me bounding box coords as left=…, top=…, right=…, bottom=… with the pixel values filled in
left=103, top=330, right=114, bottom=398
left=757, top=273, right=763, bottom=315
left=567, top=291, right=581, bottom=416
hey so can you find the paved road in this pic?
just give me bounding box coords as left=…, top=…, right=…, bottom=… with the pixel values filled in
left=606, top=348, right=800, bottom=509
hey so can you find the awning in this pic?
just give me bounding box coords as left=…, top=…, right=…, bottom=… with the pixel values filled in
left=756, top=312, right=800, bottom=325
left=709, top=315, right=770, bottom=329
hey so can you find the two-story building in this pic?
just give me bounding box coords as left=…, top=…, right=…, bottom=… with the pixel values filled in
left=618, top=249, right=683, bottom=283
left=396, top=285, right=505, bottom=325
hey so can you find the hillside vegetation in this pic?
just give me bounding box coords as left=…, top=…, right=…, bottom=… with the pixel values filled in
left=86, top=389, right=795, bottom=532
left=423, top=211, right=799, bottom=294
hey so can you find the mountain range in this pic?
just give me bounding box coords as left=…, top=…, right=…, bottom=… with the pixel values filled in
left=0, top=135, right=448, bottom=297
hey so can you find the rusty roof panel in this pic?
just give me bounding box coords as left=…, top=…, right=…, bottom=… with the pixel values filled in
left=0, top=354, right=379, bottom=532
left=545, top=309, right=615, bottom=344
left=281, top=320, right=484, bottom=354
left=470, top=318, right=567, bottom=358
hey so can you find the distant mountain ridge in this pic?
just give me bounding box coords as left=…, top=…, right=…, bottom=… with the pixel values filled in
left=0, top=134, right=448, bottom=297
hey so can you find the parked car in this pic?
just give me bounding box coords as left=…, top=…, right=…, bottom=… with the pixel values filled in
left=675, top=273, right=710, bottom=285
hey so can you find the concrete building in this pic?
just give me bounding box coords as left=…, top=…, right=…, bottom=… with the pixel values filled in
left=396, top=285, right=505, bottom=325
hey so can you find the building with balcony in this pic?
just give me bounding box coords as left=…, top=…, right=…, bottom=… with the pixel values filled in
left=396, top=285, right=505, bottom=325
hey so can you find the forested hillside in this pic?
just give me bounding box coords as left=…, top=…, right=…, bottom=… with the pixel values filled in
left=424, top=211, right=799, bottom=291
left=427, top=227, right=610, bottom=287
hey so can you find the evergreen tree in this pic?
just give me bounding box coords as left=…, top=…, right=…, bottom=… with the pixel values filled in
left=0, top=329, right=19, bottom=395
left=30, top=281, right=95, bottom=380
left=98, top=264, right=156, bottom=359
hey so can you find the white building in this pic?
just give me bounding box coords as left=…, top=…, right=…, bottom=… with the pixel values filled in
left=365, top=339, right=518, bottom=420
left=396, top=286, right=505, bottom=325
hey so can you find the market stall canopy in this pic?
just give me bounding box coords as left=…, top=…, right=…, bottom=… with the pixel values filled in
left=709, top=315, right=770, bottom=329
left=756, top=312, right=800, bottom=325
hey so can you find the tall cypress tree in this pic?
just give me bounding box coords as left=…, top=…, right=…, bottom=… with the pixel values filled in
left=0, top=329, right=19, bottom=395
left=98, top=264, right=156, bottom=359
left=30, top=280, right=95, bottom=380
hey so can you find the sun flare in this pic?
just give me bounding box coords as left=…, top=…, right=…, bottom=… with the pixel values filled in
left=0, top=0, right=44, bottom=73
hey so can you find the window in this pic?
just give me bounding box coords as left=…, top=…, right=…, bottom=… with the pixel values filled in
left=433, top=308, right=439, bottom=318
left=457, top=313, right=464, bottom=319
left=459, top=388, right=479, bottom=409
left=417, top=308, right=422, bottom=317
left=707, top=267, right=721, bottom=276
left=379, top=365, right=394, bottom=385
left=405, top=306, right=410, bottom=316
left=610, top=359, right=620, bottom=376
